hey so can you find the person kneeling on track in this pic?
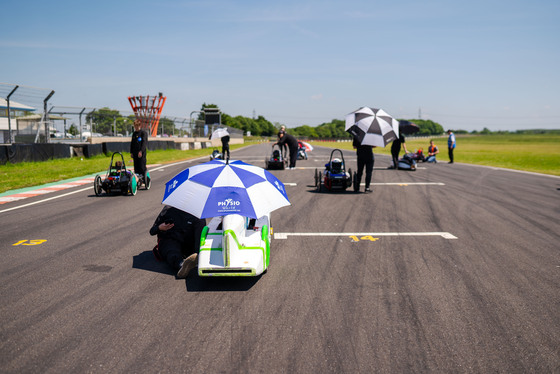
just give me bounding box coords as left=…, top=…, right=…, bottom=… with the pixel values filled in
left=150, top=205, right=206, bottom=279
left=426, top=140, right=439, bottom=163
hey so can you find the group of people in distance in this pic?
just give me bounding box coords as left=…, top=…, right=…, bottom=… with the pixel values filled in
left=353, top=129, right=456, bottom=193
left=271, top=125, right=456, bottom=194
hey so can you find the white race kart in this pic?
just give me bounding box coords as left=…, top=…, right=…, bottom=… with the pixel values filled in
left=198, top=213, right=272, bottom=276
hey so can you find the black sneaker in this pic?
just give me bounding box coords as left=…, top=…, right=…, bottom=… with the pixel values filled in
left=364, top=188, right=372, bottom=193
left=177, top=253, right=198, bottom=278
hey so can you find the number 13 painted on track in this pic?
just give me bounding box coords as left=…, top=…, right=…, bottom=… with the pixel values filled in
left=13, top=240, right=47, bottom=246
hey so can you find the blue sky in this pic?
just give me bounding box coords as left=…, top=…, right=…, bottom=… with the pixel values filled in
left=2, top=0, right=559, bottom=131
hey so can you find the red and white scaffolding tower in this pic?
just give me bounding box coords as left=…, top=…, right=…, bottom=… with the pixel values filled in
left=128, top=94, right=166, bottom=137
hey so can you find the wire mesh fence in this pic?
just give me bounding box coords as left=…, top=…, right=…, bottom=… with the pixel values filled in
left=1, top=83, right=242, bottom=144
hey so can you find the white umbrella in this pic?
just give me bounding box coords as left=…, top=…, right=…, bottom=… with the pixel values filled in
left=211, top=127, right=230, bottom=140
left=345, top=107, right=399, bottom=147
left=162, top=159, right=290, bottom=219
left=300, top=141, right=313, bottom=151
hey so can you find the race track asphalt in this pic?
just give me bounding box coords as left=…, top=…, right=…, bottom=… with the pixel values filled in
left=1, top=142, right=559, bottom=373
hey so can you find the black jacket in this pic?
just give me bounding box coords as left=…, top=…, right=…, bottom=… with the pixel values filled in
left=277, top=133, right=298, bottom=149
left=221, top=135, right=230, bottom=147
left=150, top=206, right=205, bottom=244
left=353, top=138, right=374, bottom=161
left=130, top=129, right=148, bottom=155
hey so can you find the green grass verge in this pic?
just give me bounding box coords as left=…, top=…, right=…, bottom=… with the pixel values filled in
left=0, top=144, right=247, bottom=194
left=310, top=133, right=560, bottom=176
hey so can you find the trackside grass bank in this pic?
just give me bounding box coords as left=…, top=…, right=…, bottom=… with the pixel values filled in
left=310, top=133, right=560, bottom=177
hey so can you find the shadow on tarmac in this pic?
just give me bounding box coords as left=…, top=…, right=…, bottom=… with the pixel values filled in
left=133, top=251, right=262, bottom=291
left=132, top=251, right=175, bottom=276
left=186, top=273, right=262, bottom=292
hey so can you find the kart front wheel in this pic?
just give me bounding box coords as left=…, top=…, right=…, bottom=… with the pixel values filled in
left=129, top=176, right=138, bottom=196
left=94, top=175, right=103, bottom=196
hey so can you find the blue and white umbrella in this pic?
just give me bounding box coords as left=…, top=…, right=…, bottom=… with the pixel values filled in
left=162, top=159, right=291, bottom=219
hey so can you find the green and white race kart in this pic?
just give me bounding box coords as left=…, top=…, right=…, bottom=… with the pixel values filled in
left=198, top=212, right=272, bottom=277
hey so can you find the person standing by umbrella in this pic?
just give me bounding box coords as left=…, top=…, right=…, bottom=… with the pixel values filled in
left=390, top=133, right=409, bottom=169
left=130, top=119, right=148, bottom=183
left=353, top=136, right=374, bottom=193
left=221, top=132, right=230, bottom=160
left=275, top=132, right=299, bottom=169
left=345, top=107, right=399, bottom=174
left=447, top=130, right=456, bottom=163
left=210, top=128, right=231, bottom=160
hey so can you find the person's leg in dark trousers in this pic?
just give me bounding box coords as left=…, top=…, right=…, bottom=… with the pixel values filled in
left=134, top=155, right=147, bottom=180
left=391, top=151, right=399, bottom=169
left=289, top=145, right=298, bottom=168
left=355, top=155, right=365, bottom=192
left=222, top=145, right=230, bottom=159
left=364, top=155, right=374, bottom=190
left=158, top=238, right=184, bottom=272
left=448, top=147, right=454, bottom=163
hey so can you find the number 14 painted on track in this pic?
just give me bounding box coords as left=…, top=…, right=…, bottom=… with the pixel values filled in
left=13, top=240, right=47, bottom=246
left=349, top=236, right=379, bottom=242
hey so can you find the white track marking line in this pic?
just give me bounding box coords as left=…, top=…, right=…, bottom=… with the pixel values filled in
left=368, top=182, right=444, bottom=186
left=0, top=187, right=91, bottom=214
left=274, top=232, right=457, bottom=239
left=291, top=166, right=427, bottom=170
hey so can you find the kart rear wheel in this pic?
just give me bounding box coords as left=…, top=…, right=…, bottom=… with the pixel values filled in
left=94, top=175, right=103, bottom=196
left=347, top=168, right=353, bottom=188
left=353, top=171, right=359, bottom=193
left=316, top=175, right=322, bottom=192
left=314, top=168, right=319, bottom=187
left=145, top=175, right=151, bottom=190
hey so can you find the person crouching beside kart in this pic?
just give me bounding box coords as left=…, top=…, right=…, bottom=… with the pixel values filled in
left=150, top=206, right=206, bottom=279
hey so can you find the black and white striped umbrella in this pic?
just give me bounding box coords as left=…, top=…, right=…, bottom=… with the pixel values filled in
left=345, top=107, right=399, bottom=147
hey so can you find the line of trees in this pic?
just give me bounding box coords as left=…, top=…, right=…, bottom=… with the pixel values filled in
left=285, top=118, right=445, bottom=138
left=68, top=104, right=448, bottom=139
left=199, top=103, right=278, bottom=137
left=199, top=104, right=446, bottom=138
